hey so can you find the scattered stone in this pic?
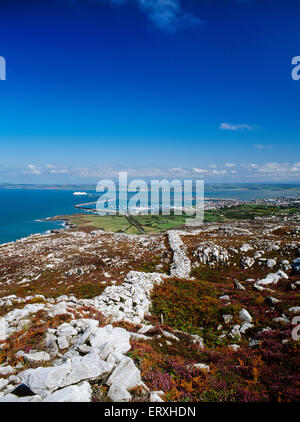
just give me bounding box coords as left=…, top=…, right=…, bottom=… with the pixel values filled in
left=43, top=381, right=91, bottom=402
left=192, top=363, right=210, bottom=372
left=240, top=244, right=253, bottom=253
left=249, top=339, right=261, bottom=347
left=107, top=384, right=131, bottom=402
left=0, top=379, right=9, bottom=392
left=23, top=351, right=51, bottom=365
left=223, top=314, right=233, bottom=324
left=106, top=357, right=141, bottom=392
left=0, top=318, right=7, bottom=341
left=90, top=325, right=131, bottom=359
left=288, top=306, right=300, bottom=314
left=265, top=296, right=280, bottom=306
left=150, top=391, right=164, bottom=402
left=19, top=352, right=113, bottom=398
left=240, top=322, right=254, bottom=334
left=266, top=259, right=277, bottom=269
left=241, top=256, right=255, bottom=269
left=230, top=325, right=241, bottom=341
left=239, top=309, right=253, bottom=323
left=0, top=366, right=15, bottom=376
left=163, top=331, right=179, bottom=341
left=234, top=280, right=246, bottom=291
left=58, top=336, right=69, bottom=350
left=273, top=314, right=289, bottom=324
left=195, top=242, right=229, bottom=267
left=228, top=344, right=240, bottom=351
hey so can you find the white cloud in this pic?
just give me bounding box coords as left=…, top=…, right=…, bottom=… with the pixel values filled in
left=138, top=0, right=202, bottom=31
left=89, top=0, right=202, bottom=31
left=291, top=162, right=300, bottom=172
left=246, top=162, right=300, bottom=180
left=45, top=164, right=70, bottom=174
left=193, top=168, right=208, bottom=174
left=220, top=122, right=258, bottom=131
left=25, top=164, right=42, bottom=175
left=17, top=161, right=300, bottom=182
left=211, top=169, right=228, bottom=175
left=257, top=162, right=288, bottom=174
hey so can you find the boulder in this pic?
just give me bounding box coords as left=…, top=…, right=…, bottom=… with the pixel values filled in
left=58, top=336, right=69, bottom=350
left=249, top=339, right=261, bottom=347
left=228, top=344, right=240, bottom=351
left=49, top=302, right=69, bottom=317
left=219, top=295, right=230, bottom=302
left=266, top=259, right=277, bottom=269
left=241, top=256, right=255, bottom=269
left=240, top=244, right=253, bottom=253
left=230, top=325, right=241, bottom=341
left=265, top=296, right=280, bottom=306
left=150, top=391, right=164, bottom=402
left=0, top=379, right=9, bottom=392
left=0, top=393, right=42, bottom=402
left=234, top=280, right=246, bottom=291
left=107, top=384, right=131, bottom=402
left=0, top=318, right=7, bottom=341
left=0, top=366, right=15, bottom=376
left=240, top=322, right=254, bottom=334
left=288, top=306, right=300, bottom=314
left=43, top=381, right=91, bottom=402
left=239, top=308, right=253, bottom=323
left=223, top=314, right=233, bottom=324
left=192, top=363, right=210, bottom=372
left=23, top=351, right=51, bottom=364
left=107, top=357, right=141, bottom=391
left=19, top=352, right=113, bottom=397
left=90, top=325, right=131, bottom=359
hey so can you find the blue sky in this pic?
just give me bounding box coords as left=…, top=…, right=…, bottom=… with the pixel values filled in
left=0, top=0, right=300, bottom=183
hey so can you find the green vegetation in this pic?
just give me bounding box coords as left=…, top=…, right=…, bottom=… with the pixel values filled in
left=205, top=204, right=300, bottom=222
left=133, top=214, right=193, bottom=233
left=68, top=214, right=140, bottom=234
left=55, top=204, right=300, bottom=234
left=65, top=213, right=196, bottom=234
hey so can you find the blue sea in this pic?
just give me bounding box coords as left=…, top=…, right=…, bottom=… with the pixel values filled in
left=0, top=189, right=96, bottom=245
left=0, top=187, right=299, bottom=245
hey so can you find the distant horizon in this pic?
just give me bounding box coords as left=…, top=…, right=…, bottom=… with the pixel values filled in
left=2, top=182, right=300, bottom=188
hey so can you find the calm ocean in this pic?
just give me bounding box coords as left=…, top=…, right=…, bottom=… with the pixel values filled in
left=0, top=188, right=299, bottom=245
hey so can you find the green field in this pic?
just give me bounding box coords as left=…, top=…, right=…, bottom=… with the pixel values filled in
left=204, top=204, right=300, bottom=222
left=68, top=214, right=140, bottom=234
left=66, top=213, right=195, bottom=234
left=60, top=204, right=300, bottom=234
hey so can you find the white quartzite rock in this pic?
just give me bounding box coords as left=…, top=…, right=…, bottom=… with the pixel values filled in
left=168, top=231, right=191, bottom=278
left=90, top=325, right=131, bottom=359
left=19, top=352, right=113, bottom=398
left=239, top=309, right=253, bottom=323
left=107, top=384, right=132, bottom=402
left=0, top=318, right=7, bottom=341
left=43, top=381, right=91, bottom=402
left=24, top=351, right=51, bottom=364
left=107, top=357, right=141, bottom=391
